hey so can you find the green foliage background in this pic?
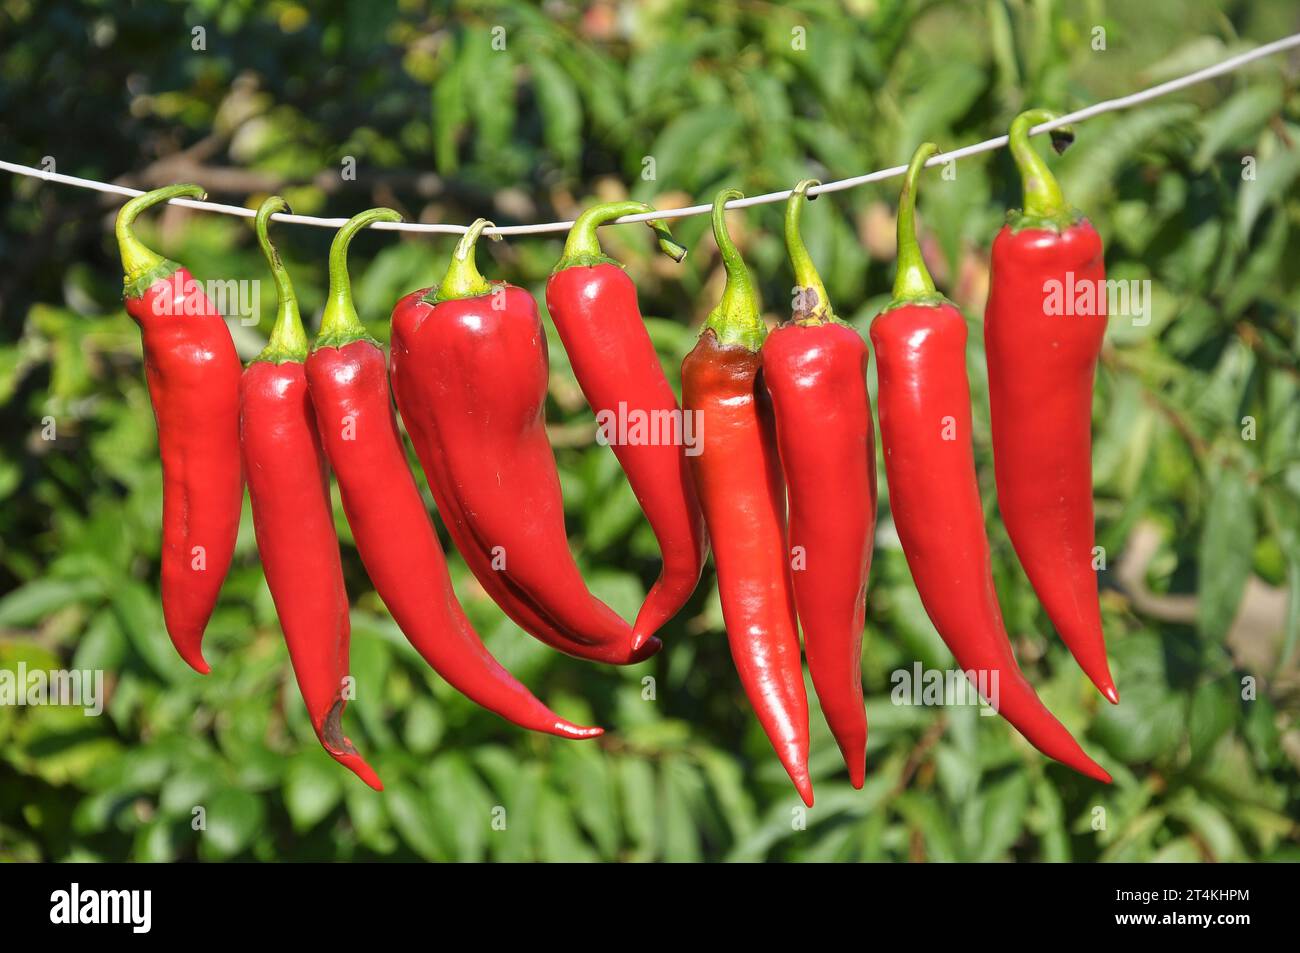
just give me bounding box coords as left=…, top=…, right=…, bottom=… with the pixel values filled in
left=1, top=0, right=1298, bottom=861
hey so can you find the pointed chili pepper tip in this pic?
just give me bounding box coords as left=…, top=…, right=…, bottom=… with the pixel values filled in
left=315, top=206, right=402, bottom=351
left=784, top=178, right=834, bottom=324
left=252, top=195, right=308, bottom=364
left=179, top=646, right=211, bottom=676
left=552, top=721, right=606, bottom=740
left=554, top=200, right=686, bottom=272
left=1007, top=109, right=1083, bottom=233
left=702, top=188, right=766, bottom=351
left=884, top=143, right=948, bottom=312
left=116, top=183, right=207, bottom=298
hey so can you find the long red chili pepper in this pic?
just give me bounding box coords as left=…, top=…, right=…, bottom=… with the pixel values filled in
left=389, top=221, right=655, bottom=666
left=682, top=189, right=812, bottom=806
left=304, top=209, right=603, bottom=738
left=116, top=184, right=242, bottom=675
left=985, top=110, right=1117, bottom=703
left=762, top=181, right=876, bottom=788
left=240, top=198, right=381, bottom=789
left=545, top=202, right=707, bottom=648
left=870, top=145, right=1110, bottom=783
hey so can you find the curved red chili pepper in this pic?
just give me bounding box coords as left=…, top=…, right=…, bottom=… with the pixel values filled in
left=545, top=202, right=707, bottom=648
left=116, top=184, right=243, bottom=675
left=389, top=221, right=655, bottom=666
left=985, top=110, right=1117, bottom=703
left=870, top=146, right=1110, bottom=783
left=761, top=181, right=876, bottom=788
left=304, top=209, right=604, bottom=738
left=240, top=198, right=381, bottom=789
left=682, top=190, right=812, bottom=806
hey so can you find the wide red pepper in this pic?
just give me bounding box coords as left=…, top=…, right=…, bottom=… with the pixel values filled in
left=985, top=109, right=1116, bottom=703
left=115, top=184, right=242, bottom=674
left=682, top=189, right=812, bottom=806
left=305, top=209, right=604, bottom=738
left=240, top=197, right=380, bottom=789
left=762, top=181, right=876, bottom=788
left=390, top=221, right=655, bottom=666
left=870, top=145, right=1110, bottom=783
left=545, top=201, right=707, bottom=648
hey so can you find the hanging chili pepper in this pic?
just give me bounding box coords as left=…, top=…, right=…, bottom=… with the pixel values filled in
left=870, top=145, right=1110, bottom=783
left=985, top=110, right=1116, bottom=703
left=304, top=209, right=603, bottom=738
left=761, top=180, right=875, bottom=788
left=682, top=189, right=812, bottom=806
left=390, top=220, right=655, bottom=666
left=545, top=201, right=707, bottom=649
left=240, top=197, right=380, bottom=789
left=116, top=184, right=242, bottom=675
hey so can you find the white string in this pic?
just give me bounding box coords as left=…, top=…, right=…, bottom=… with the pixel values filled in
left=3, top=32, right=1298, bottom=237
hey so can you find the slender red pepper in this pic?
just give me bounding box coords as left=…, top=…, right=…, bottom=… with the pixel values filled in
left=870, top=145, right=1110, bottom=783
left=240, top=198, right=381, bottom=789
left=116, top=184, right=242, bottom=675
left=545, top=202, right=707, bottom=648
left=761, top=181, right=876, bottom=788
left=390, top=221, right=656, bottom=666
left=304, top=210, right=603, bottom=738
left=682, top=190, right=812, bottom=806
left=985, top=110, right=1116, bottom=703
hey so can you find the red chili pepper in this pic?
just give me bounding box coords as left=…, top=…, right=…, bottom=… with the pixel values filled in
left=761, top=181, right=876, bottom=788
left=240, top=198, right=381, bottom=789
left=116, top=184, right=242, bottom=675
left=985, top=110, right=1117, bottom=703
left=390, top=221, right=655, bottom=666
left=870, top=145, right=1110, bottom=783
left=682, top=190, right=812, bottom=806
left=545, top=202, right=707, bottom=648
left=304, top=209, right=604, bottom=739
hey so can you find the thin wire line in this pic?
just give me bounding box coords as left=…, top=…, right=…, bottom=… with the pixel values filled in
left=2, top=32, right=1298, bottom=237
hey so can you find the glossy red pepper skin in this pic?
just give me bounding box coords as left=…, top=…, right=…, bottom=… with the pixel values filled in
left=872, top=146, right=1110, bottom=783
left=985, top=109, right=1116, bottom=703
left=307, top=210, right=604, bottom=738
left=546, top=213, right=707, bottom=647
left=761, top=181, right=876, bottom=788
left=682, top=191, right=812, bottom=806
left=764, top=322, right=875, bottom=788
left=116, top=186, right=242, bottom=675
left=242, top=362, right=381, bottom=790
left=241, top=197, right=379, bottom=789
left=389, top=222, right=654, bottom=666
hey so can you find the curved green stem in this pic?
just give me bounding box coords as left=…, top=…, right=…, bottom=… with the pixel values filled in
left=1008, top=109, right=1080, bottom=232
left=116, top=183, right=206, bottom=298
left=316, top=207, right=401, bottom=349
left=702, top=189, right=765, bottom=351
left=252, top=196, right=307, bottom=364
left=887, top=143, right=947, bottom=310
left=554, top=200, right=687, bottom=272
left=423, top=218, right=500, bottom=304
left=784, top=179, right=834, bottom=324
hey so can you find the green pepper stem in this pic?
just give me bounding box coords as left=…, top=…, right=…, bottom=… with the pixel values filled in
left=116, top=183, right=206, bottom=296
left=1009, top=109, right=1076, bottom=227
left=889, top=143, right=942, bottom=306
left=317, top=207, right=401, bottom=348
left=703, top=189, right=765, bottom=351
left=428, top=218, right=500, bottom=302
left=252, top=196, right=307, bottom=364
left=784, top=179, right=833, bottom=323
left=555, top=200, right=687, bottom=271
